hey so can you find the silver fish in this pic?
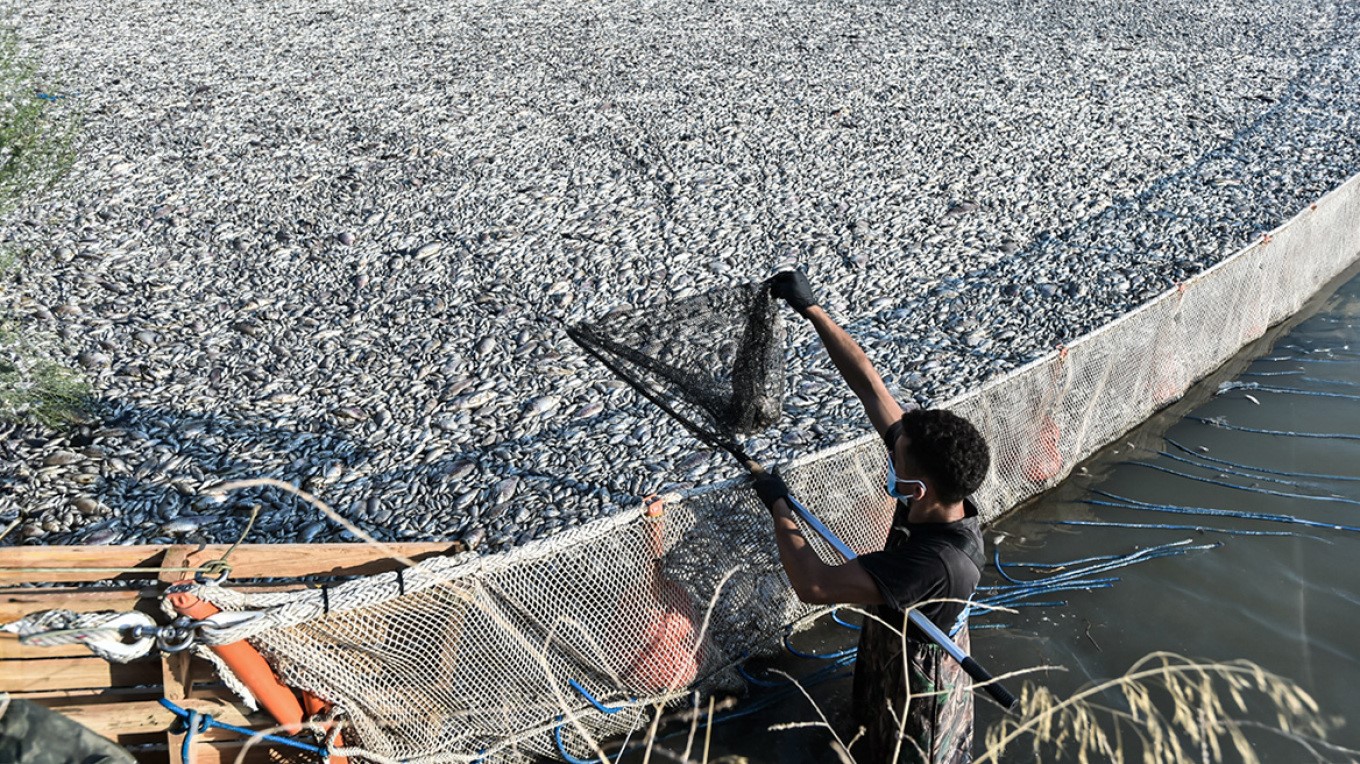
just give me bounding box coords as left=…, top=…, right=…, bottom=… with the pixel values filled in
left=524, top=395, right=559, bottom=417
left=572, top=401, right=605, bottom=419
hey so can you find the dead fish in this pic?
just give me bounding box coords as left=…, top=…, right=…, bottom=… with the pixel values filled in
left=572, top=401, right=605, bottom=419
left=161, top=515, right=214, bottom=534
left=82, top=528, right=120, bottom=545
left=492, top=477, right=519, bottom=505
left=447, top=460, right=476, bottom=481
left=676, top=452, right=709, bottom=471
left=298, top=521, right=326, bottom=543
left=453, top=391, right=496, bottom=410
left=524, top=395, right=559, bottom=417
left=454, top=490, right=479, bottom=510
left=461, top=527, right=486, bottom=549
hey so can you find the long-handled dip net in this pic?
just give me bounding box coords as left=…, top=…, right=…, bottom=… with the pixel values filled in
left=568, top=280, right=1018, bottom=711
left=565, top=281, right=786, bottom=458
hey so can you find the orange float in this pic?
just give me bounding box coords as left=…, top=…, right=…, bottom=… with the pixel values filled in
left=621, top=497, right=704, bottom=692
left=168, top=584, right=347, bottom=761
left=1023, top=415, right=1063, bottom=483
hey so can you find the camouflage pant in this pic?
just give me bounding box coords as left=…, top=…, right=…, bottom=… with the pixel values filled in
left=849, top=624, right=973, bottom=764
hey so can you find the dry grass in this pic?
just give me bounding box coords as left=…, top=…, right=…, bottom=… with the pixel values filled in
left=979, top=652, right=1358, bottom=764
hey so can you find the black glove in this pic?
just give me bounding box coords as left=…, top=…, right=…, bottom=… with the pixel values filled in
left=767, top=268, right=818, bottom=316
left=752, top=470, right=791, bottom=511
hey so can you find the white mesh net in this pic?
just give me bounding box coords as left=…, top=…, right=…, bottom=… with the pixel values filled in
left=186, top=173, right=1360, bottom=763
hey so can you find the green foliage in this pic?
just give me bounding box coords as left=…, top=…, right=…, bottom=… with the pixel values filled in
left=0, top=31, right=76, bottom=216
left=0, top=29, right=86, bottom=429
left=0, top=330, right=90, bottom=428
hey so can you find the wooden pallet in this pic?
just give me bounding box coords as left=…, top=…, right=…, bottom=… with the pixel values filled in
left=1, top=542, right=464, bottom=763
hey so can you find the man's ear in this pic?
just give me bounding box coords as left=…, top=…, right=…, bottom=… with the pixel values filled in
left=911, top=480, right=928, bottom=503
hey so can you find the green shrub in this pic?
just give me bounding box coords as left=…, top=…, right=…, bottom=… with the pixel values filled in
left=0, top=29, right=85, bottom=429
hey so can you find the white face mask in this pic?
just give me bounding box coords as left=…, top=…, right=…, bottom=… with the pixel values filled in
left=885, top=454, right=926, bottom=501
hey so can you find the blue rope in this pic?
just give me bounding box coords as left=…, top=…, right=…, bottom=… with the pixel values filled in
left=992, top=547, right=1025, bottom=584
left=1128, top=461, right=1360, bottom=507
left=1156, top=449, right=1322, bottom=490
left=1088, top=491, right=1360, bottom=534
left=976, top=577, right=1119, bottom=593
left=979, top=582, right=1115, bottom=608
left=1239, top=370, right=1305, bottom=377
left=1188, top=416, right=1360, bottom=440
left=782, top=631, right=857, bottom=660
left=830, top=607, right=862, bottom=631
left=1224, top=384, right=1360, bottom=402
left=973, top=541, right=1215, bottom=623
left=554, top=718, right=603, bottom=764
left=1165, top=438, right=1360, bottom=482
left=567, top=679, right=634, bottom=715
left=997, top=553, right=1127, bottom=570
left=1259, top=355, right=1358, bottom=365
left=989, top=540, right=1208, bottom=590
left=158, top=699, right=327, bottom=757
left=1301, top=376, right=1360, bottom=390
left=1043, top=519, right=1331, bottom=541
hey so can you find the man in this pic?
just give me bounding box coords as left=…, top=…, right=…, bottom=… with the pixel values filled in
left=753, top=268, right=989, bottom=763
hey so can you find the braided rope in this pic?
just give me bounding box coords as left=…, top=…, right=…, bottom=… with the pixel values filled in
left=2, top=609, right=157, bottom=663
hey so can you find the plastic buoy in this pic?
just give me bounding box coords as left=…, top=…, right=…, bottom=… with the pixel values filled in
left=1023, top=416, right=1063, bottom=483
left=167, top=586, right=349, bottom=761
left=167, top=586, right=306, bottom=733
left=624, top=603, right=701, bottom=691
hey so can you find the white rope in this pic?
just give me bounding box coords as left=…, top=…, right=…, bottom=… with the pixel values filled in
left=2, top=609, right=157, bottom=663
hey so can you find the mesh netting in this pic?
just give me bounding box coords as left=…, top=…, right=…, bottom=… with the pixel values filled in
left=566, top=281, right=785, bottom=443
left=184, top=174, right=1360, bottom=763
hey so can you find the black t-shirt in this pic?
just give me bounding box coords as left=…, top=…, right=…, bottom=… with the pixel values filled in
left=857, top=420, right=985, bottom=636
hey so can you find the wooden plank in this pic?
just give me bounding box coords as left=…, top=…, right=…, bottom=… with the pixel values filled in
left=0, top=546, right=173, bottom=584
left=52, top=698, right=264, bottom=737
left=171, top=542, right=464, bottom=579
left=0, top=655, right=161, bottom=692
left=1, top=635, right=99, bottom=660
left=7, top=685, right=162, bottom=703
left=0, top=542, right=464, bottom=585
left=0, top=585, right=157, bottom=621
left=186, top=741, right=288, bottom=764
left=153, top=739, right=286, bottom=764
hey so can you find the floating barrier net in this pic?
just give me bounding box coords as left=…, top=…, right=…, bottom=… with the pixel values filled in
left=181, top=174, right=1360, bottom=762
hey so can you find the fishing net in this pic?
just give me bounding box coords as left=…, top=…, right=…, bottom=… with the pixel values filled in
left=122, top=175, right=1360, bottom=763
left=565, top=281, right=786, bottom=449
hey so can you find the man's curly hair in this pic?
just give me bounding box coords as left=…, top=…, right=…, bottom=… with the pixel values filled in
left=900, top=408, right=990, bottom=504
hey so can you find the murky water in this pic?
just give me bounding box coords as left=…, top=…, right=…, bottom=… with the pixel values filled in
left=972, top=264, right=1360, bottom=761
left=619, top=264, right=1360, bottom=763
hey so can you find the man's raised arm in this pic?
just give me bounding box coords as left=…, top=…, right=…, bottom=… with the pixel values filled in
left=768, top=269, right=903, bottom=438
